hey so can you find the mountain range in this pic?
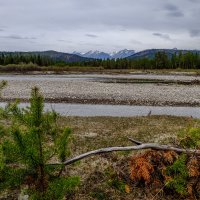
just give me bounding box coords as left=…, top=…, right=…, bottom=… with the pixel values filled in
left=73, top=49, right=135, bottom=59
left=0, top=50, right=92, bottom=63
left=1, top=49, right=200, bottom=63
left=127, top=48, right=200, bottom=60
left=73, top=48, right=200, bottom=60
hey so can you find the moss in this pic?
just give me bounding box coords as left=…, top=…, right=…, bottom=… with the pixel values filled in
left=166, top=154, right=189, bottom=196
left=90, top=189, right=107, bottom=200
left=178, top=127, right=200, bottom=148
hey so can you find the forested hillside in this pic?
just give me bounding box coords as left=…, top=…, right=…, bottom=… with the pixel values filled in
left=0, top=51, right=92, bottom=65
left=69, top=51, right=200, bottom=69
left=0, top=50, right=200, bottom=70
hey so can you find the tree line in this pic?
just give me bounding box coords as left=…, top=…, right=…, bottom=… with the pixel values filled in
left=0, top=53, right=55, bottom=66
left=0, top=51, right=200, bottom=70
left=67, top=51, right=200, bottom=70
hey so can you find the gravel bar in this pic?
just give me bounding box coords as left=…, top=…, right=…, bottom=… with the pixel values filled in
left=1, top=74, right=200, bottom=106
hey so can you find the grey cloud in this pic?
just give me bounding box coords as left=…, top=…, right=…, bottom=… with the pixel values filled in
left=79, top=42, right=103, bottom=47
left=0, top=0, right=199, bottom=51
left=0, top=34, right=37, bottom=40
left=120, top=29, right=127, bottom=32
left=153, top=33, right=171, bottom=40
left=168, top=11, right=184, bottom=17
left=57, top=39, right=72, bottom=43
left=0, top=1, right=192, bottom=31
left=85, top=34, right=98, bottom=38
left=164, top=4, right=178, bottom=11
left=188, top=0, right=199, bottom=2
left=164, top=4, right=184, bottom=17
left=189, top=29, right=200, bottom=37
left=130, top=40, right=143, bottom=45
left=0, top=26, right=6, bottom=31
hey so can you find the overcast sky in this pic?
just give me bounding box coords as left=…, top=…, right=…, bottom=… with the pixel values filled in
left=0, top=0, right=200, bottom=53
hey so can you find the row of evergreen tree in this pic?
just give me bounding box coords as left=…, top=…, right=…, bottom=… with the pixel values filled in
left=0, top=53, right=55, bottom=66
left=68, top=51, right=200, bottom=69
left=0, top=51, right=200, bottom=69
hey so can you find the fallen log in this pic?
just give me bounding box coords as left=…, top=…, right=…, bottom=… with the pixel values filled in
left=49, top=139, right=200, bottom=166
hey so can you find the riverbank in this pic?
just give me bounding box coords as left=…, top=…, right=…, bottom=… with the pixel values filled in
left=0, top=66, right=200, bottom=76
left=0, top=74, right=200, bottom=106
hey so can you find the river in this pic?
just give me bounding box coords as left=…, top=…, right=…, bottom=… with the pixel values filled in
left=0, top=74, right=199, bottom=118
left=0, top=102, right=199, bottom=118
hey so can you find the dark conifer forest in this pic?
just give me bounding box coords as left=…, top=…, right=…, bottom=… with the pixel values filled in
left=0, top=51, right=200, bottom=70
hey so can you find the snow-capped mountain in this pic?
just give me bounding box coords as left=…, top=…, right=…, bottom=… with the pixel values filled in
left=111, top=49, right=135, bottom=59
left=72, top=49, right=135, bottom=59
left=84, top=51, right=110, bottom=59
left=72, top=51, right=85, bottom=56
left=73, top=50, right=110, bottom=59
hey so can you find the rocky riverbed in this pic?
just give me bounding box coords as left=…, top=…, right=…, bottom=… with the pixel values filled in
left=0, top=74, right=200, bottom=106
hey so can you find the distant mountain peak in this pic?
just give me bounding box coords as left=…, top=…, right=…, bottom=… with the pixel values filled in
left=72, top=49, right=135, bottom=59
left=72, top=51, right=85, bottom=56
left=111, top=49, right=135, bottom=59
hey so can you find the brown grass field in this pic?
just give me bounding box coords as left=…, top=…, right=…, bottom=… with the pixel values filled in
left=56, top=115, right=199, bottom=200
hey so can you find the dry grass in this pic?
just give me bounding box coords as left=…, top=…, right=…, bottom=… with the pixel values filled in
left=1, top=115, right=199, bottom=199
left=0, top=67, right=200, bottom=75
left=56, top=115, right=200, bottom=200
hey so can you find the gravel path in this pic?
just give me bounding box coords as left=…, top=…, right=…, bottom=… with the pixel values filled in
left=1, top=74, right=200, bottom=106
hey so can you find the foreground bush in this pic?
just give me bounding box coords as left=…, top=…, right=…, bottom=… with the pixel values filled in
left=0, top=87, right=79, bottom=199
left=129, top=128, right=200, bottom=199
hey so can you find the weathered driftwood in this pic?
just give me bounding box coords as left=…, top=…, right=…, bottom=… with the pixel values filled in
left=127, top=137, right=142, bottom=145
left=50, top=139, right=200, bottom=166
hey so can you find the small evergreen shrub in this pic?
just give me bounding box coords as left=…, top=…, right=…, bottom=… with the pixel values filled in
left=0, top=87, right=80, bottom=199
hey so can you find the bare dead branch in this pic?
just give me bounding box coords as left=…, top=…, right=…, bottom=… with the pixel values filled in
left=49, top=143, right=200, bottom=166
left=127, top=137, right=142, bottom=145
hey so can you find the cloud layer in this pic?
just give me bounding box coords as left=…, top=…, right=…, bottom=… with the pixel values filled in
left=0, top=0, right=199, bottom=52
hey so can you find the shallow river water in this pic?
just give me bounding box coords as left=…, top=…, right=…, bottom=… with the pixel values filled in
left=0, top=102, right=199, bottom=118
